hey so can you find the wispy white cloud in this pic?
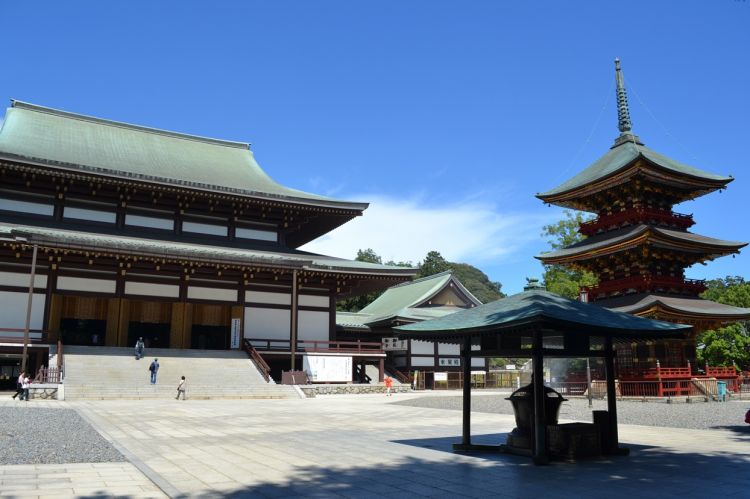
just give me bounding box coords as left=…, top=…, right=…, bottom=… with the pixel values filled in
left=300, top=194, right=556, bottom=267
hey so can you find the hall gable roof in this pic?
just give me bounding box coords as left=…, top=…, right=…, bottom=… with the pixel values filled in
left=0, top=101, right=368, bottom=211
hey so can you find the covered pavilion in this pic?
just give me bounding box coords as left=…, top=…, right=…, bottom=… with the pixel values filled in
left=395, top=285, right=691, bottom=464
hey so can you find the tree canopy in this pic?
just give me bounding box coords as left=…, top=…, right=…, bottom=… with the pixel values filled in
left=697, top=276, right=750, bottom=370
left=539, top=210, right=597, bottom=298
left=337, top=248, right=504, bottom=312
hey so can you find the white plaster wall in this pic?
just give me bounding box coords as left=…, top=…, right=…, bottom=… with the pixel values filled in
left=187, top=286, right=237, bottom=302
left=297, top=310, right=330, bottom=342
left=472, top=358, right=486, bottom=367
left=182, top=221, right=227, bottom=236
left=438, top=343, right=460, bottom=355
left=0, top=198, right=54, bottom=216
left=0, top=291, right=46, bottom=338
left=299, top=295, right=329, bottom=308
left=63, top=206, right=116, bottom=224
left=236, top=227, right=277, bottom=242
left=245, top=291, right=291, bottom=305
left=0, top=271, right=48, bottom=288
left=125, top=214, right=174, bottom=230
left=244, top=307, right=290, bottom=340
left=411, top=340, right=434, bottom=355
left=124, top=281, right=180, bottom=298
left=411, top=356, right=435, bottom=367
left=57, top=276, right=116, bottom=294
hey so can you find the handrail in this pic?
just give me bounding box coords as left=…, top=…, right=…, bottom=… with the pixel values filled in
left=587, top=275, right=706, bottom=297
left=0, top=328, right=49, bottom=343
left=33, top=366, right=63, bottom=384
left=242, top=339, right=271, bottom=382
left=245, top=338, right=384, bottom=355
left=579, top=208, right=694, bottom=236
left=385, top=363, right=412, bottom=384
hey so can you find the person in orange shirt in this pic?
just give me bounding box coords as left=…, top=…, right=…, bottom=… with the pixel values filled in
left=384, top=376, right=393, bottom=396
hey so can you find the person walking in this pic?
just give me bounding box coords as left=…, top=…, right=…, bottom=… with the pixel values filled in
left=149, top=358, right=160, bottom=384
left=176, top=376, right=186, bottom=400
left=384, top=375, right=393, bottom=396
left=11, top=371, right=25, bottom=399
left=135, top=337, right=145, bottom=360
left=20, top=375, right=30, bottom=401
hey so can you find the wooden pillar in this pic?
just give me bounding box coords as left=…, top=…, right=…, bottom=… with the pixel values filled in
left=170, top=302, right=184, bottom=349
left=532, top=329, right=549, bottom=465
left=378, top=358, right=384, bottom=383
left=117, top=299, right=130, bottom=346
left=604, top=336, right=621, bottom=454
left=290, top=270, right=298, bottom=371
left=182, top=303, right=193, bottom=349
left=105, top=298, right=121, bottom=346
left=461, top=335, right=472, bottom=446
left=46, top=294, right=62, bottom=344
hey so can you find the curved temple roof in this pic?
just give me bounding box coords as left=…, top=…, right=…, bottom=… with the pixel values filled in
left=395, top=289, right=690, bottom=343
left=0, top=222, right=416, bottom=277
left=597, top=293, right=750, bottom=321
left=537, top=141, right=732, bottom=202
left=536, top=225, right=746, bottom=263
left=0, top=101, right=368, bottom=211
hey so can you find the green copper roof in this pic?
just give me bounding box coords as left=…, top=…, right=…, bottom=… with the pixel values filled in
left=335, top=271, right=481, bottom=329
left=536, top=225, right=746, bottom=262
left=359, top=271, right=481, bottom=317
left=597, top=293, right=750, bottom=319
left=0, top=101, right=368, bottom=210
left=537, top=141, right=732, bottom=199
left=0, top=223, right=416, bottom=276
left=395, top=289, right=690, bottom=338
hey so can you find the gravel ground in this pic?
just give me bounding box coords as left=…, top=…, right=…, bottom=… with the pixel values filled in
left=393, top=393, right=750, bottom=430
left=0, top=405, right=125, bottom=465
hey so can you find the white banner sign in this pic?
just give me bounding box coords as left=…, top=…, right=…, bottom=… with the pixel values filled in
left=434, top=372, right=448, bottom=381
left=230, top=318, right=241, bottom=349
left=303, top=355, right=352, bottom=383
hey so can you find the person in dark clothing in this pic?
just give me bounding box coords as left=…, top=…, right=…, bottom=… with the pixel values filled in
left=149, top=358, right=160, bottom=384
left=135, top=337, right=145, bottom=360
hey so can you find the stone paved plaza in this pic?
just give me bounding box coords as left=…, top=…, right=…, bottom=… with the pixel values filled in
left=1, top=393, right=749, bottom=498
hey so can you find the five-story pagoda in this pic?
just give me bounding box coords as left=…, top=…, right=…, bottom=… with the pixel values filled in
left=536, top=59, right=750, bottom=370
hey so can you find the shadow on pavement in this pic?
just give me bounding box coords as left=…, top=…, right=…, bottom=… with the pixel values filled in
left=164, top=435, right=750, bottom=499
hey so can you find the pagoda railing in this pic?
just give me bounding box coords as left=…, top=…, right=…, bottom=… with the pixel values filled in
left=579, top=208, right=694, bottom=236
left=588, top=275, right=706, bottom=297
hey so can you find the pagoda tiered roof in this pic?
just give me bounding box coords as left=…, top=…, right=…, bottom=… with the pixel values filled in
left=536, top=224, right=746, bottom=265
left=536, top=141, right=733, bottom=211
left=596, top=292, right=750, bottom=327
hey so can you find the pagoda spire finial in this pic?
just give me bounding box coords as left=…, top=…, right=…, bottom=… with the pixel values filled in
left=612, top=58, right=643, bottom=147
left=615, top=58, right=632, bottom=133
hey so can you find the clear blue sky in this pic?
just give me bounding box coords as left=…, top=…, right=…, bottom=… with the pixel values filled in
left=2, top=1, right=748, bottom=295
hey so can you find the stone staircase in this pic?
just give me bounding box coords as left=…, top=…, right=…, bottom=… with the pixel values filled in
left=61, top=346, right=299, bottom=400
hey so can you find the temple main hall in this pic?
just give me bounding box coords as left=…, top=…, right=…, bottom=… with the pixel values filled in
left=0, top=101, right=416, bottom=382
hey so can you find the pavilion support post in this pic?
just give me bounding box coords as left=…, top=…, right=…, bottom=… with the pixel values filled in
left=461, top=335, right=472, bottom=446
left=290, top=270, right=298, bottom=371
left=604, top=336, right=627, bottom=455
left=532, top=328, right=549, bottom=465
left=378, top=358, right=384, bottom=383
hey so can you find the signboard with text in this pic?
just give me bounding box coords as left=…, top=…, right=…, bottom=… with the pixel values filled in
left=303, top=355, right=352, bottom=383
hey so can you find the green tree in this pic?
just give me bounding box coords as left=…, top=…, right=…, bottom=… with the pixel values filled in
left=540, top=210, right=597, bottom=299
left=336, top=248, right=386, bottom=312
left=418, top=251, right=450, bottom=278
left=418, top=250, right=504, bottom=303
left=697, top=276, right=750, bottom=369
